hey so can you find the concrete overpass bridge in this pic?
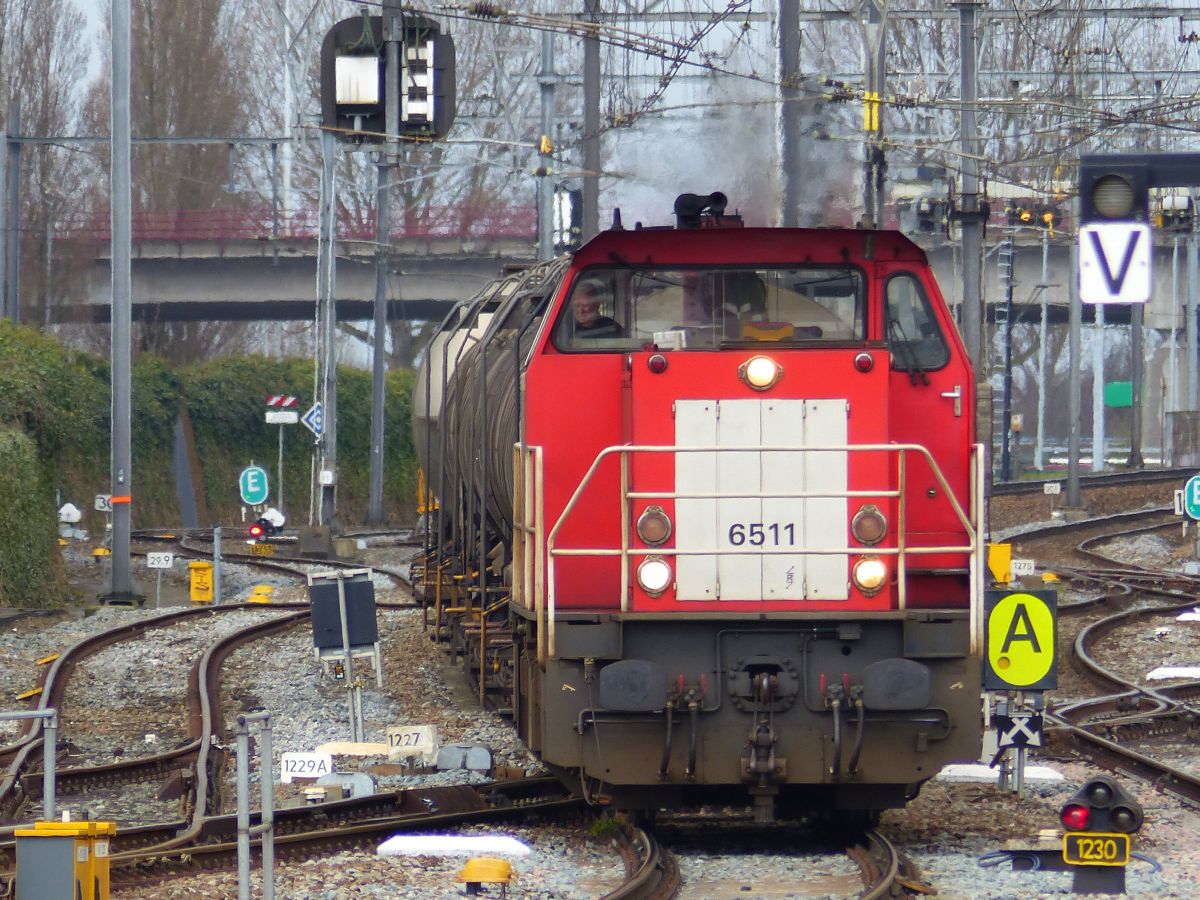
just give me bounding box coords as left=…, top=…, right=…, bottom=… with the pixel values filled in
left=32, top=208, right=1187, bottom=330
left=44, top=206, right=538, bottom=325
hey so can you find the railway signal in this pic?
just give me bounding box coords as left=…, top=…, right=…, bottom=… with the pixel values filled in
left=319, top=13, right=455, bottom=142
left=248, top=509, right=285, bottom=541
left=1059, top=776, right=1143, bottom=893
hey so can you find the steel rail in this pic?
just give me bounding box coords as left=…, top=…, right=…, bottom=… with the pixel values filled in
left=991, top=467, right=1194, bottom=497
left=1043, top=549, right=1200, bottom=808
left=603, top=825, right=681, bottom=900
left=998, top=506, right=1175, bottom=544
left=0, top=599, right=421, bottom=873
left=0, top=605, right=249, bottom=822
left=854, top=828, right=905, bottom=900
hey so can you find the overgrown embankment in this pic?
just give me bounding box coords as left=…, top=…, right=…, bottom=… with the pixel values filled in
left=0, top=321, right=419, bottom=606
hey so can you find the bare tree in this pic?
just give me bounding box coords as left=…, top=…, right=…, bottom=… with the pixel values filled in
left=1, top=0, right=91, bottom=326
left=83, top=0, right=257, bottom=363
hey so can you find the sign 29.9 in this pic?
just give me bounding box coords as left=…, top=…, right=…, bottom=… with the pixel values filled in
left=728, top=522, right=796, bottom=547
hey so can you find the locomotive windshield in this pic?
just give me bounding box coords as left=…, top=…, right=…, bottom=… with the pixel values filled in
left=552, top=266, right=864, bottom=350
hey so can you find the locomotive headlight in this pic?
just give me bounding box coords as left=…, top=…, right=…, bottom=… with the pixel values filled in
left=851, top=505, right=887, bottom=545
left=852, top=557, right=888, bottom=595
left=637, top=556, right=673, bottom=596
left=739, top=355, right=782, bottom=391
left=636, top=506, right=673, bottom=546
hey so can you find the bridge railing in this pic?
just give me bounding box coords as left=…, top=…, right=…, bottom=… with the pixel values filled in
left=58, top=205, right=537, bottom=243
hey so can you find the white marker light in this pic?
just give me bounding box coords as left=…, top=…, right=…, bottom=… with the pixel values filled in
left=852, top=557, right=888, bottom=595
left=637, top=556, right=673, bottom=596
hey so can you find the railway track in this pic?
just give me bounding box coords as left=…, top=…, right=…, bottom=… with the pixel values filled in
left=605, top=825, right=681, bottom=899
left=1014, top=512, right=1200, bottom=812
left=103, top=777, right=583, bottom=889
left=0, top=600, right=413, bottom=858
left=991, top=466, right=1192, bottom=497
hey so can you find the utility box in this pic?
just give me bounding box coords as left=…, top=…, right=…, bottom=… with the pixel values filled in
left=15, top=820, right=117, bottom=899
left=298, top=525, right=335, bottom=559
left=333, top=537, right=359, bottom=559
left=188, top=560, right=214, bottom=603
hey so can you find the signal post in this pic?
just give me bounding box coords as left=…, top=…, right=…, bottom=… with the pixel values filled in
left=1075, top=154, right=1200, bottom=487
left=319, top=11, right=455, bottom=529
left=982, top=582, right=1056, bottom=796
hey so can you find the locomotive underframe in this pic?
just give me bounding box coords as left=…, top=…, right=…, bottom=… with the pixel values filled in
left=511, top=605, right=980, bottom=815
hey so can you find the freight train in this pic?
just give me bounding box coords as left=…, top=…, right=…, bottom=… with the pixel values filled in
left=412, top=192, right=985, bottom=823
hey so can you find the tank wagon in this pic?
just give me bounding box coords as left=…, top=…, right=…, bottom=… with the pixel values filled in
left=412, top=192, right=985, bottom=822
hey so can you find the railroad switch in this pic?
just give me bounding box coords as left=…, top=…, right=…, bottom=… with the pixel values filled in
left=458, top=856, right=513, bottom=895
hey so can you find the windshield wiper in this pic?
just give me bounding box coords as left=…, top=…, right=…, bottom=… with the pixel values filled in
left=887, top=319, right=930, bottom=386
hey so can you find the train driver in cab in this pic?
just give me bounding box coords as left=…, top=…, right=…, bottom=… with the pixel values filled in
left=570, top=278, right=623, bottom=340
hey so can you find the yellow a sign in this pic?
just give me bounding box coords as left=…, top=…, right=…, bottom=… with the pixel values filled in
left=983, top=589, right=1056, bottom=690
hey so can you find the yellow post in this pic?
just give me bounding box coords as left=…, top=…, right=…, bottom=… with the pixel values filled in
left=987, top=543, right=1012, bottom=585
left=188, top=560, right=214, bottom=603
left=248, top=585, right=274, bottom=604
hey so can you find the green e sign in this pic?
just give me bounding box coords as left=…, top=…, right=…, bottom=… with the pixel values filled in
left=239, top=465, right=269, bottom=506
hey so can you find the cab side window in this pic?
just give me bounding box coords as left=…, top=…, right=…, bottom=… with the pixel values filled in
left=885, top=274, right=949, bottom=371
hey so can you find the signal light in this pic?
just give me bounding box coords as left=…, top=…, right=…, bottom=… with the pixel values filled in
left=1006, top=203, right=1061, bottom=232
left=1060, top=802, right=1090, bottom=831
left=1079, top=157, right=1150, bottom=225
left=1059, top=776, right=1143, bottom=834
left=248, top=516, right=280, bottom=541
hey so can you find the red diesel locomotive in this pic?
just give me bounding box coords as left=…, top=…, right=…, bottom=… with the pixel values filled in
left=413, top=192, right=985, bottom=822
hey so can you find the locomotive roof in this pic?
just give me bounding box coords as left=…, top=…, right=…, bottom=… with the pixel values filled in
left=572, top=226, right=930, bottom=267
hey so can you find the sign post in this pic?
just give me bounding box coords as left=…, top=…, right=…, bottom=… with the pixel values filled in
left=265, top=396, right=299, bottom=515
left=146, top=552, right=173, bottom=607
left=984, top=588, right=1057, bottom=796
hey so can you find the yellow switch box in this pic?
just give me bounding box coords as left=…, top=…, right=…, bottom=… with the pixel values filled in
left=188, top=560, right=214, bottom=603
left=15, top=820, right=117, bottom=899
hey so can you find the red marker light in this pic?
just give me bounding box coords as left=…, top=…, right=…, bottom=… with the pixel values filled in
left=647, top=354, right=668, bottom=374
left=853, top=352, right=874, bottom=373
left=1061, top=803, right=1090, bottom=831
left=248, top=522, right=266, bottom=539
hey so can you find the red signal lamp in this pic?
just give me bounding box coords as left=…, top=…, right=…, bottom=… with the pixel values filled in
left=1060, top=803, right=1090, bottom=831
left=248, top=521, right=266, bottom=540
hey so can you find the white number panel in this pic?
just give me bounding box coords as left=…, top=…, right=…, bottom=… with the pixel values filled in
left=674, top=398, right=848, bottom=601
left=279, top=751, right=333, bottom=783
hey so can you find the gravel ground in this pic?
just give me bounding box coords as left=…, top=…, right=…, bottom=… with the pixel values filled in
left=8, top=525, right=1200, bottom=898
left=113, top=822, right=625, bottom=899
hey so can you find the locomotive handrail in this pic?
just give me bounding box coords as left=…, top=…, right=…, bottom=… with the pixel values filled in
left=538, top=442, right=983, bottom=661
